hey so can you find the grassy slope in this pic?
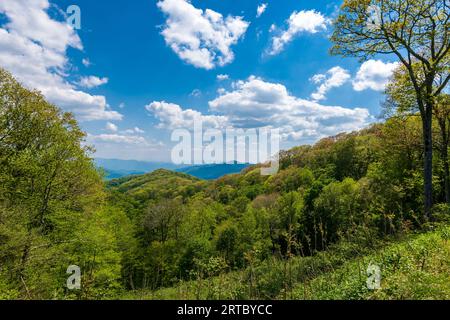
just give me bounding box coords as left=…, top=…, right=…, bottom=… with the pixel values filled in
left=121, top=225, right=450, bottom=300
left=291, top=226, right=450, bottom=300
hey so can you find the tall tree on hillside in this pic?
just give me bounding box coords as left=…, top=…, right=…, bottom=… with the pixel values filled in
left=436, top=94, right=450, bottom=202
left=331, top=0, right=450, bottom=220
left=0, top=68, right=115, bottom=298
left=385, top=63, right=450, bottom=203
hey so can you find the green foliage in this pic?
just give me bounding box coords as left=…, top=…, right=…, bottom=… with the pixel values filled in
left=290, top=226, right=450, bottom=300
left=122, top=226, right=450, bottom=300
left=0, top=69, right=137, bottom=299
left=99, top=111, right=449, bottom=297
left=311, top=178, right=363, bottom=246
left=265, top=166, right=314, bottom=193
left=1, top=66, right=449, bottom=300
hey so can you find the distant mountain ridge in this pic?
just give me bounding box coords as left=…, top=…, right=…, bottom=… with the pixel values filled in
left=94, top=158, right=184, bottom=179
left=176, top=163, right=250, bottom=180
left=95, top=158, right=250, bottom=180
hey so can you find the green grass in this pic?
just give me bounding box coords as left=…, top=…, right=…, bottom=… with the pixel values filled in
left=120, top=225, right=450, bottom=300
left=290, top=226, right=450, bottom=300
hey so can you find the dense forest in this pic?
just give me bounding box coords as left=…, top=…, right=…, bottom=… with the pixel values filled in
left=0, top=65, right=448, bottom=299
left=1, top=0, right=449, bottom=300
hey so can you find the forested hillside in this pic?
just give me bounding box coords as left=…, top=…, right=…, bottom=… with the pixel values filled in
left=1, top=67, right=448, bottom=300
left=125, top=225, right=450, bottom=300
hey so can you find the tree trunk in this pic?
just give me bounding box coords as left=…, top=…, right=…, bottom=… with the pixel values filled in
left=442, top=146, right=450, bottom=204
left=423, top=107, right=433, bottom=221
left=438, top=118, right=450, bottom=204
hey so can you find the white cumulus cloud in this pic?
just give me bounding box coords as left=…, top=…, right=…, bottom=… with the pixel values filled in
left=146, top=76, right=372, bottom=145
left=268, top=10, right=328, bottom=55
left=146, top=101, right=228, bottom=130
left=310, top=66, right=351, bottom=101
left=209, top=76, right=371, bottom=142
left=353, top=60, right=399, bottom=91
left=157, top=0, right=249, bottom=70
left=0, top=0, right=121, bottom=121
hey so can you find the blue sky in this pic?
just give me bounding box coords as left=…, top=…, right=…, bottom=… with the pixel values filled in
left=0, top=0, right=399, bottom=162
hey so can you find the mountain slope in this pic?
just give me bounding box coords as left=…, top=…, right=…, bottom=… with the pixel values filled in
left=107, top=169, right=204, bottom=201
